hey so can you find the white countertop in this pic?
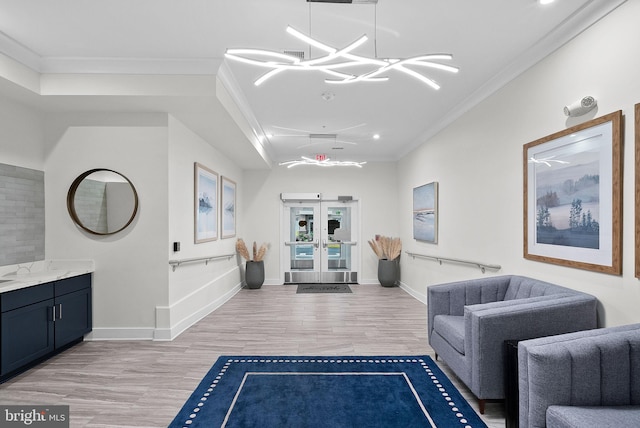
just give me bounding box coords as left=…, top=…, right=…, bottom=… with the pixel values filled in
left=0, top=260, right=94, bottom=293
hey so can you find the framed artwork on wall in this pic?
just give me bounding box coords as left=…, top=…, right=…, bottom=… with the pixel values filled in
left=413, top=181, right=438, bottom=243
left=636, top=104, right=640, bottom=278
left=523, top=110, right=623, bottom=274
left=194, top=162, right=218, bottom=243
left=221, top=176, right=236, bottom=239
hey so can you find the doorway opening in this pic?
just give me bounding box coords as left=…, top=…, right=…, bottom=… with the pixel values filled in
left=281, top=195, right=359, bottom=284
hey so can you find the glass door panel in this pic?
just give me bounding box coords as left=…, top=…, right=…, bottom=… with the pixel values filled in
left=284, top=204, right=320, bottom=283
left=283, top=200, right=358, bottom=284
left=321, top=205, right=356, bottom=283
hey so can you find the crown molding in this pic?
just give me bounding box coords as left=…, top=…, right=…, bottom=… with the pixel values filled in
left=0, top=29, right=223, bottom=75
left=399, top=0, right=628, bottom=160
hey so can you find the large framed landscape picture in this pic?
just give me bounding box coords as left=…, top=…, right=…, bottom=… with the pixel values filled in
left=413, top=182, right=438, bottom=243
left=523, top=110, right=622, bottom=274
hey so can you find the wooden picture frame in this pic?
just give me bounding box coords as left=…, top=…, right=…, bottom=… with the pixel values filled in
left=413, top=181, right=438, bottom=243
left=523, top=110, right=623, bottom=274
left=221, top=176, right=236, bottom=239
left=194, top=162, right=218, bottom=243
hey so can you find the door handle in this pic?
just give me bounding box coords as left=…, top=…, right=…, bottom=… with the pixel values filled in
left=58, top=303, right=63, bottom=320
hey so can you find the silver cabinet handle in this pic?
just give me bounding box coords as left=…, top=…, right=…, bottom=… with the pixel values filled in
left=58, top=303, right=63, bottom=320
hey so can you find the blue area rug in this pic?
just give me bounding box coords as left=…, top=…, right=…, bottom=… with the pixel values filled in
left=169, top=356, right=487, bottom=428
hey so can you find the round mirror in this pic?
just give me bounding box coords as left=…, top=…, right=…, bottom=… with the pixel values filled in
left=67, top=169, right=139, bottom=235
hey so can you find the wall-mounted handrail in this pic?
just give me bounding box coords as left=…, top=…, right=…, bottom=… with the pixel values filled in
left=405, top=251, right=501, bottom=274
left=169, top=253, right=235, bottom=272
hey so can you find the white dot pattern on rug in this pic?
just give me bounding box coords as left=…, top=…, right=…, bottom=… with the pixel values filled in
left=184, top=360, right=231, bottom=426
left=180, top=358, right=480, bottom=428
left=421, top=360, right=473, bottom=428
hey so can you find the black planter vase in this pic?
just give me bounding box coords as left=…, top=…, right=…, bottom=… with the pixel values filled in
left=378, top=258, right=399, bottom=287
left=245, top=260, right=265, bottom=289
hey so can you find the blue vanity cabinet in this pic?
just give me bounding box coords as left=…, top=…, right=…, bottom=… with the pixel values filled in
left=54, top=274, right=92, bottom=348
left=0, top=283, right=55, bottom=376
left=0, top=273, right=92, bottom=381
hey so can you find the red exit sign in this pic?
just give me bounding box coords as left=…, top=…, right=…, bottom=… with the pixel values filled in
left=315, top=154, right=327, bottom=161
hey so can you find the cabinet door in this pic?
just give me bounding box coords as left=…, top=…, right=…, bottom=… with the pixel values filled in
left=1, top=299, right=55, bottom=376
left=55, top=287, right=92, bottom=349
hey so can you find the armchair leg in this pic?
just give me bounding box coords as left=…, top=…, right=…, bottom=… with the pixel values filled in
left=434, top=353, right=438, bottom=361
left=478, top=399, right=485, bottom=414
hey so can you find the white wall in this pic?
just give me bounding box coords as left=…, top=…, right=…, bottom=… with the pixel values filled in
left=45, top=124, right=170, bottom=338
left=242, top=162, right=399, bottom=284
left=159, top=116, right=243, bottom=340
left=398, top=0, right=640, bottom=327
left=0, top=97, right=44, bottom=169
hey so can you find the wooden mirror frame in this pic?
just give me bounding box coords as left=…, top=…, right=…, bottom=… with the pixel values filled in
left=67, top=168, right=139, bottom=236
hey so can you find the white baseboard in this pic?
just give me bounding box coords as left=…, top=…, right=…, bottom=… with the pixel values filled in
left=398, top=281, right=427, bottom=305
left=86, top=266, right=242, bottom=341
left=85, top=328, right=156, bottom=341
left=154, top=283, right=242, bottom=341
left=85, top=276, right=425, bottom=341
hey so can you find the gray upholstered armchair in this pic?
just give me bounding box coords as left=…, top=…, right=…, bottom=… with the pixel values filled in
left=518, top=323, right=640, bottom=428
left=427, top=275, right=598, bottom=413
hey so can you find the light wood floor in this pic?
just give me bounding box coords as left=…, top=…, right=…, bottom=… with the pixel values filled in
left=0, top=284, right=505, bottom=427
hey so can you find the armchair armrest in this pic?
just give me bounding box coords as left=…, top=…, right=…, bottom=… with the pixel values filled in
left=518, top=325, right=640, bottom=428
left=427, top=276, right=512, bottom=339
left=465, top=295, right=597, bottom=399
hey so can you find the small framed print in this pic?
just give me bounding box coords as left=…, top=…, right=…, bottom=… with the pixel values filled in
left=413, top=182, right=438, bottom=243
left=221, top=176, right=236, bottom=239
left=194, top=162, right=218, bottom=243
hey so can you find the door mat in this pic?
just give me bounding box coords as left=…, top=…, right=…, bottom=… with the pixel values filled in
left=296, top=283, right=352, bottom=293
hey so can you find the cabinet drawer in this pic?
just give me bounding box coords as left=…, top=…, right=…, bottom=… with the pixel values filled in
left=1, top=283, right=54, bottom=313
left=55, top=274, right=91, bottom=297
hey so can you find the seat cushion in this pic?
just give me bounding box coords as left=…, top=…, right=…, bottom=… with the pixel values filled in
left=432, top=315, right=465, bottom=355
left=547, top=405, right=640, bottom=428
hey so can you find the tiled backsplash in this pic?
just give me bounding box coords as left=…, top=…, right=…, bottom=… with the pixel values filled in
left=0, top=163, right=45, bottom=265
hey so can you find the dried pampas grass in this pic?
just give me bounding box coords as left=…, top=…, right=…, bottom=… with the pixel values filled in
left=254, top=242, right=268, bottom=262
left=368, top=235, right=402, bottom=260
left=236, top=239, right=251, bottom=261
left=236, top=238, right=268, bottom=262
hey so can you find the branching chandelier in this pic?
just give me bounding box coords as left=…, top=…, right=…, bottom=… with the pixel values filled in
left=225, top=21, right=459, bottom=88
left=279, top=156, right=366, bottom=168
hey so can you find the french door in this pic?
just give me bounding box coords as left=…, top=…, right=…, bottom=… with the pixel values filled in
left=281, top=199, right=359, bottom=284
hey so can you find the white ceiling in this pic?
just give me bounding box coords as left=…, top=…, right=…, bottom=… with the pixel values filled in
left=0, top=0, right=626, bottom=169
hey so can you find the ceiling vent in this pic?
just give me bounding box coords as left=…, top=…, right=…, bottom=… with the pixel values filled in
left=284, top=50, right=305, bottom=60
left=307, top=0, right=378, bottom=3
left=309, top=133, right=337, bottom=140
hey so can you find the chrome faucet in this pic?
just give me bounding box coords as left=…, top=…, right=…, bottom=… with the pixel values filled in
left=15, top=264, right=32, bottom=274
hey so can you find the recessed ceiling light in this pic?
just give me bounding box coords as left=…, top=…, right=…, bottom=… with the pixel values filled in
left=373, top=134, right=380, bottom=140
left=539, top=0, right=555, bottom=5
